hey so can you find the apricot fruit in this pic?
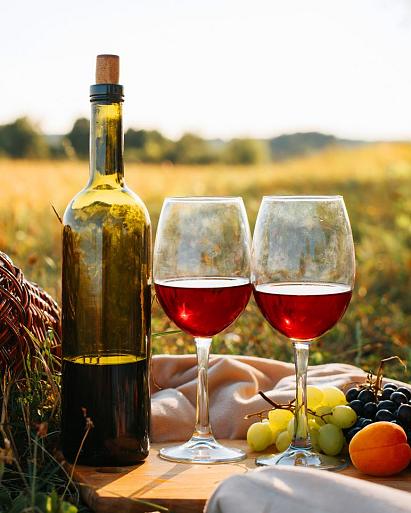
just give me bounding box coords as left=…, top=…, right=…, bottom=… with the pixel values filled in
left=349, top=421, right=411, bottom=476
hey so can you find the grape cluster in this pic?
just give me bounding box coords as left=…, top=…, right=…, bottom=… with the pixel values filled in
left=345, top=382, right=411, bottom=444
left=247, top=386, right=358, bottom=457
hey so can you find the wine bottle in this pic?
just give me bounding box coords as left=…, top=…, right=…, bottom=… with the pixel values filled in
left=61, top=55, right=151, bottom=466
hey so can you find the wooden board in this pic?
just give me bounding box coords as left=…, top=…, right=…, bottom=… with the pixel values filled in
left=71, top=441, right=411, bottom=513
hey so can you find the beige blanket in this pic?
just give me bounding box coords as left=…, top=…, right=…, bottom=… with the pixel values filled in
left=151, top=354, right=368, bottom=442
left=205, top=466, right=411, bottom=513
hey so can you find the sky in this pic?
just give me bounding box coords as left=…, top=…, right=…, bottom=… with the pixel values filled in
left=1, top=0, right=411, bottom=140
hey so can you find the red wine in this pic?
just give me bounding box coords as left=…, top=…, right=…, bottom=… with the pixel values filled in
left=253, top=282, right=352, bottom=340
left=61, top=355, right=149, bottom=466
left=155, top=277, right=251, bottom=337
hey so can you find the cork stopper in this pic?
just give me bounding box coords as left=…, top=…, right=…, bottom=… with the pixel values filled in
left=95, top=54, right=119, bottom=84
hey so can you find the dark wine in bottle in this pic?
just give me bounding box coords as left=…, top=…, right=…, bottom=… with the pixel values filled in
left=61, top=55, right=151, bottom=466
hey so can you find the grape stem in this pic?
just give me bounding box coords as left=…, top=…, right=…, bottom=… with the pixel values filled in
left=244, top=391, right=331, bottom=423
left=243, top=392, right=295, bottom=420
left=259, top=391, right=295, bottom=409
left=374, top=356, right=406, bottom=395
left=343, top=355, right=407, bottom=401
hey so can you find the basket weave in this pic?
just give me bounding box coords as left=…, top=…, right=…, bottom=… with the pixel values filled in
left=0, top=251, right=61, bottom=370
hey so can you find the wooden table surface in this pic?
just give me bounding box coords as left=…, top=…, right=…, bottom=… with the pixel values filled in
left=72, top=440, right=411, bottom=513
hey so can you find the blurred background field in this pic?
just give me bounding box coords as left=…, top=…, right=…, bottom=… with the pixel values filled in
left=1, top=3, right=410, bottom=510
left=1, top=141, right=410, bottom=378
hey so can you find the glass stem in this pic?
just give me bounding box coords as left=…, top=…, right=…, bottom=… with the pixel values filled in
left=193, top=337, right=213, bottom=439
left=291, top=341, right=311, bottom=450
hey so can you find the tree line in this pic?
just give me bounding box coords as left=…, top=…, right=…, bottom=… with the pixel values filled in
left=0, top=117, right=356, bottom=164
left=0, top=117, right=269, bottom=165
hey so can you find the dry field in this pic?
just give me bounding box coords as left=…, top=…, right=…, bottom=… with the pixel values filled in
left=1, top=143, right=410, bottom=376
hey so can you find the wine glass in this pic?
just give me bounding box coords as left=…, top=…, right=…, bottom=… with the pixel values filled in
left=252, top=196, right=355, bottom=469
left=154, top=197, right=252, bottom=463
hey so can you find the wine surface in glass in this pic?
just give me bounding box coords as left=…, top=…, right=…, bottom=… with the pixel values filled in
left=155, top=277, right=251, bottom=337
left=253, top=282, right=352, bottom=340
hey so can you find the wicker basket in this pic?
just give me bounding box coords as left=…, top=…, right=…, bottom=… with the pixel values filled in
left=0, top=251, right=61, bottom=370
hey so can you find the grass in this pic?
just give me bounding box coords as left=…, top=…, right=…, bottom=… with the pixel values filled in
left=0, top=142, right=410, bottom=379
left=0, top=335, right=85, bottom=513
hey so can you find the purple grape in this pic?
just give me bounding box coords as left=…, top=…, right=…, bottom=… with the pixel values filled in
left=363, top=402, right=377, bottom=419
left=358, top=389, right=375, bottom=404
left=377, top=400, right=396, bottom=412
left=360, top=418, right=373, bottom=428
left=397, top=404, right=411, bottom=426
left=382, top=388, right=395, bottom=400
left=346, top=426, right=362, bottom=442
left=397, top=387, right=411, bottom=401
left=383, top=382, right=398, bottom=391
left=375, top=409, right=394, bottom=422
left=349, top=400, right=364, bottom=416
left=345, top=388, right=359, bottom=402
left=390, top=391, right=408, bottom=406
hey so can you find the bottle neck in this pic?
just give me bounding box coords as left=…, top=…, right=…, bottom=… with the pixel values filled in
left=89, top=101, right=124, bottom=188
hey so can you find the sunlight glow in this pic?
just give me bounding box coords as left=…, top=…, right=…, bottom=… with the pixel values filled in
left=1, top=0, right=410, bottom=140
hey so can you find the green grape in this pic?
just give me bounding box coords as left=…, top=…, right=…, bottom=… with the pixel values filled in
left=310, top=429, right=322, bottom=452
left=269, top=425, right=283, bottom=444
left=315, top=405, right=333, bottom=425
left=318, top=424, right=345, bottom=456
left=330, top=405, right=357, bottom=429
left=321, top=387, right=347, bottom=408
left=268, top=409, right=294, bottom=431
left=263, top=419, right=282, bottom=444
left=247, top=422, right=273, bottom=451
left=308, top=418, right=321, bottom=432
left=276, top=430, right=292, bottom=453
left=307, top=385, right=324, bottom=410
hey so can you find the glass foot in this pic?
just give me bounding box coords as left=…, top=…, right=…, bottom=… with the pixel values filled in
left=159, top=436, right=247, bottom=464
left=256, top=446, right=347, bottom=470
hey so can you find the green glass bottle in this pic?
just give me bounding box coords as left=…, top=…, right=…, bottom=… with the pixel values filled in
left=61, top=55, right=151, bottom=466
